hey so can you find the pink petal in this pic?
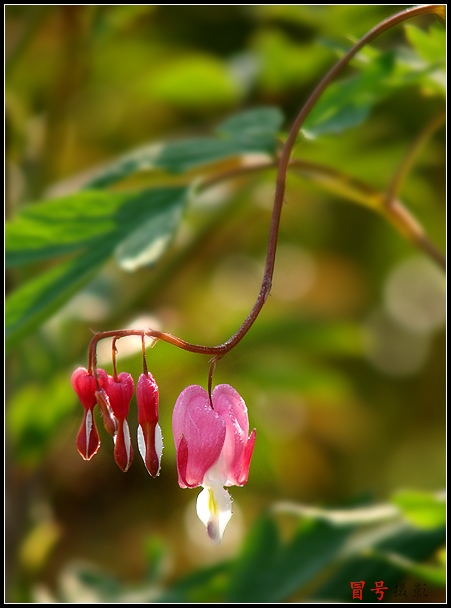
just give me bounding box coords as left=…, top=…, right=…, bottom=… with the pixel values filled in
left=137, top=372, right=159, bottom=424
left=175, top=435, right=191, bottom=487
left=212, top=384, right=251, bottom=486
left=236, top=428, right=256, bottom=486
left=172, top=385, right=226, bottom=488
left=72, top=368, right=108, bottom=409
left=106, top=372, right=134, bottom=419
left=137, top=372, right=162, bottom=477
left=71, top=368, right=97, bottom=409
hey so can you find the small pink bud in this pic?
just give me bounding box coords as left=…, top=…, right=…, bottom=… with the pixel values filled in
left=106, top=373, right=135, bottom=472
left=71, top=367, right=108, bottom=461
left=71, top=367, right=107, bottom=408
left=137, top=372, right=163, bottom=477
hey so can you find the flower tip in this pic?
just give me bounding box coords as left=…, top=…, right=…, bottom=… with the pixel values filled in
left=76, top=409, right=101, bottom=461
left=206, top=521, right=223, bottom=545
left=137, top=422, right=164, bottom=477
left=196, top=486, right=232, bottom=545
left=113, top=419, right=133, bottom=472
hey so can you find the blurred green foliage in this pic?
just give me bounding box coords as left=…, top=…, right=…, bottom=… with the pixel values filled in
left=5, top=5, right=445, bottom=603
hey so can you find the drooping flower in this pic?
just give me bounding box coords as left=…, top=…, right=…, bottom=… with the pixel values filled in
left=136, top=371, right=163, bottom=477
left=172, top=384, right=256, bottom=543
left=71, top=367, right=107, bottom=460
left=105, top=372, right=135, bottom=472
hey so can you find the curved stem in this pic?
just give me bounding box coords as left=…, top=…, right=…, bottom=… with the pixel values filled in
left=87, top=5, right=444, bottom=369
left=205, top=4, right=443, bottom=355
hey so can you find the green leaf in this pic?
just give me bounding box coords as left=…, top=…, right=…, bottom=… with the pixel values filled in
left=302, top=52, right=395, bottom=138
left=6, top=191, right=119, bottom=266
left=114, top=195, right=185, bottom=271
left=83, top=107, right=284, bottom=189
left=5, top=243, right=112, bottom=352
left=227, top=515, right=354, bottom=602
left=309, top=523, right=445, bottom=602
left=391, top=489, right=446, bottom=529
left=405, top=23, right=446, bottom=64
left=6, top=186, right=189, bottom=348
left=56, top=562, right=125, bottom=603
left=151, top=562, right=230, bottom=603
left=370, top=549, right=446, bottom=587
left=215, top=106, right=284, bottom=147
left=302, top=40, right=444, bottom=138
left=6, top=187, right=188, bottom=267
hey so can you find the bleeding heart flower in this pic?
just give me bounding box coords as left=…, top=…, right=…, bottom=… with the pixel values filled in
left=173, top=384, right=256, bottom=543
left=71, top=367, right=107, bottom=461
left=137, top=371, right=163, bottom=477
left=105, top=372, right=135, bottom=472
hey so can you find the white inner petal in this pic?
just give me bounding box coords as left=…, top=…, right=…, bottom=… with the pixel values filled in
left=155, top=423, right=164, bottom=475
left=137, top=424, right=164, bottom=476
left=202, top=456, right=227, bottom=488
left=123, top=419, right=132, bottom=469
left=137, top=424, right=146, bottom=464
left=196, top=485, right=232, bottom=544
left=85, top=409, right=93, bottom=459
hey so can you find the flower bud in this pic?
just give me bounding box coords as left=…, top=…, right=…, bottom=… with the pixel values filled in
left=136, top=372, right=163, bottom=477
left=71, top=367, right=107, bottom=461
left=105, top=372, right=135, bottom=472
left=173, top=384, right=256, bottom=543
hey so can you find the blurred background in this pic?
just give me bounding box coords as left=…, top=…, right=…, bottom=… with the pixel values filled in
left=5, top=5, right=445, bottom=603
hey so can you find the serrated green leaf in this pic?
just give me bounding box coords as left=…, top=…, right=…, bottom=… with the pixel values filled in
left=84, top=107, right=283, bottom=189
left=6, top=190, right=122, bottom=266
left=5, top=186, right=189, bottom=348
left=6, top=187, right=188, bottom=267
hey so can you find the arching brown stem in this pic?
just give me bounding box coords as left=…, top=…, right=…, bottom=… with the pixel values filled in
left=86, top=6, right=444, bottom=373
